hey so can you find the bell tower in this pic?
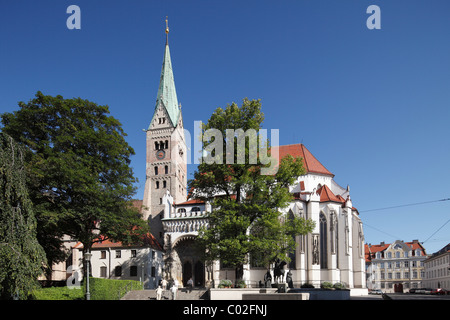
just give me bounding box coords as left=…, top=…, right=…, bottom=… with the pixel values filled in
left=143, top=17, right=187, bottom=244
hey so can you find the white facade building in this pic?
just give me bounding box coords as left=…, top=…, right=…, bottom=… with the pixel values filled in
left=365, top=240, right=427, bottom=293
left=423, top=243, right=450, bottom=291
left=71, top=234, right=164, bottom=289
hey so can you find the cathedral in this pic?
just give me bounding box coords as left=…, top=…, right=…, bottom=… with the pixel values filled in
left=142, top=21, right=367, bottom=295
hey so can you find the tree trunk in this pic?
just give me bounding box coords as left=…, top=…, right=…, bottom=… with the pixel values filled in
left=235, top=264, right=243, bottom=283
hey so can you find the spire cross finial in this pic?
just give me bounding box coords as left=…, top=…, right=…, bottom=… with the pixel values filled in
left=165, top=16, right=169, bottom=44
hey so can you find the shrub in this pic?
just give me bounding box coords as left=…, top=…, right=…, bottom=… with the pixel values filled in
left=333, top=282, right=346, bottom=290
left=235, top=280, right=246, bottom=288
left=320, top=282, right=333, bottom=289
left=31, top=286, right=84, bottom=300
left=218, top=280, right=233, bottom=288
left=31, top=278, right=143, bottom=300
left=89, top=277, right=143, bottom=300
left=301, top=283, right=315, bottom=288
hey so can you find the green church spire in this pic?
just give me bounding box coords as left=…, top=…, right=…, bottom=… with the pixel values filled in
left=149, top=17, right=180, bottom=129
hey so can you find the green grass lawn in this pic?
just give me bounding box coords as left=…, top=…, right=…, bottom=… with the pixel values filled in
left=31, top=278, right=143, bottom=300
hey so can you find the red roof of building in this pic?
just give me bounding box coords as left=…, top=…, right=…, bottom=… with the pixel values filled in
left=365, top=241, right=427, bottom=262
left=316, top=184, right=341, bottom=203
left=174, top=198, right=205, bottom=206
left=73, top=233, right=163, bottom=252
left=271, top=144, right=334, bottom=177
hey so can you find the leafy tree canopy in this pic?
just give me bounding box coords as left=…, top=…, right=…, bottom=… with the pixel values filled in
left=189, top=98, right=315, bottom=279
left=1, top=92, right=149, bottom=268
left=0, top=133, right=47, bottom=299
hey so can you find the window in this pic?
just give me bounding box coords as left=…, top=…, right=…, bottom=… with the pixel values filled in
left=156, top=181, right=160, bottom=189
left=164, top=140, right=168, bottom=149
left=319, top=213, right=327, bottom=269
left=115, top=266, right=122, bottom=277
left=100, top=266, right=107, bottom=278
left=159, top=198, right=162, bottom=205
left=155, top=142, right=159, bottom=150
left=154, top=166, right=158, bottom=175
left=396, top=252, right=401, bottom=258
left=116, top=250, right=121, bottom=258
left=151, top=266, right=156, bottom=277
left=101, top=251, right=106, bottom=259
left=165, top=165, right=169, bottom=174
left=177, top=208, right=186, bottom=213
left=163, top=180, right=167, bottom=188
left=131, top=250, right=137, bottom=258
left=192, top=207, right=200, bottom=212
left=130, top=266, right=137, bottom=277
left=387, top=252, right=392, bottom=259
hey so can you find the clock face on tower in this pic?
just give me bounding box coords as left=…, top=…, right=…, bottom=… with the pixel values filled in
left=156, top=149, right=165, bottom=160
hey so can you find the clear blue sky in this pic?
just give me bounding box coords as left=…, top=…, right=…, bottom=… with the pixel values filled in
left=1, top=1, right=449, bottom=254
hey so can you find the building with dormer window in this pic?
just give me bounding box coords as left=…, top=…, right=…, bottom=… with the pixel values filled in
left=365, top=240, right=427, bottom=293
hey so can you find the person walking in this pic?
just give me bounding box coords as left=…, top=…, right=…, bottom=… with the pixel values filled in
left=187, top=277, right=193, bottom=293
left=155, top=285, right=163, bottom=300
left=170, top=284, right=178, bottom=300
left=161, top=278, right=167, bottom=299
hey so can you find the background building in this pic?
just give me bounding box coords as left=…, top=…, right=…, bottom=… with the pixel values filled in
left=423, top=243, right=450, bottom=291
left=365, top=240, right=427, bottom=293
left=71, top=233, right=164, bottom=289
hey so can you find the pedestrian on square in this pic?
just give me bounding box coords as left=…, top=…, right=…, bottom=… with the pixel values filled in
left=187, top=277, right=193, bottom=293
left=161, top=278, right=167, bottom=290
left=160, top=278, right=167, bottom=299
left=155, top=285, right=163, bottom=300
left=170, top=284, right=178, bottom=300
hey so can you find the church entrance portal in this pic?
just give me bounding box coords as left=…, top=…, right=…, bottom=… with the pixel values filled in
left=172, top=237, right=205, bottom=287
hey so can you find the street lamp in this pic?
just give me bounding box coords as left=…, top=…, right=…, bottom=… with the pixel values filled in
left=84, top=251, right=92, bottom=300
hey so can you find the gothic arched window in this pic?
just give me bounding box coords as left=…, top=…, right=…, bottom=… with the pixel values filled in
left=320, top=213, right=328, bottom=269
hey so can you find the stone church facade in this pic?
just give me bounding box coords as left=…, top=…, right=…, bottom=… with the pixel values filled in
left=142, top=23, right=367, bottom=294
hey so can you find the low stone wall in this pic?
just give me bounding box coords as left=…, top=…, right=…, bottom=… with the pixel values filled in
left=242, top=293, right=309, bottom=300
left=210, top=288, right=352, bottom=300
left=288, top=288, right=350, bottom=300
left=209, top=288, right=278, bottom=300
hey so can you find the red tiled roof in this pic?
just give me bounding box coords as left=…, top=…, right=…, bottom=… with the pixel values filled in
left=365, top=241, right=427, bottom=262
left=316, top=184, right=342, bottom=203
left=73, top=233, right=163, bottom=252
left=271, top=144, right=334, bottom=177
left=174, top=198, right=205, bottom=206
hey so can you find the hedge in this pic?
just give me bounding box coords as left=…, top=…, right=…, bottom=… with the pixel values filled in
left=31, top=278, right=143, bottom=300
left=89, top=277, right=143, bottom=300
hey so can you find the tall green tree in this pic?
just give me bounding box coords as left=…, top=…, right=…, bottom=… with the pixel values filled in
left=1, top=92, right=149, bottom=274
left=190, top=98, right=315, bottom=281
left=0, top=133, right=47, bottom=299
